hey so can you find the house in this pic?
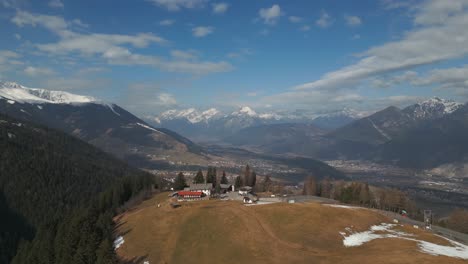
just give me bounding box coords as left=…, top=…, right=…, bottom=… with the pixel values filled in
left=219, top=184, right=232, bottom=194
left=243, top=197, right=253, bottom=204
left=177, top=191, right=204, bottom=201
left=238, top=186, right=252, bottom=196
left=189, top=183, right=213, bottom=196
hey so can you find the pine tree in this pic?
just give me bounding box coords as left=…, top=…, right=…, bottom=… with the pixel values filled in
left=206, top=167, right=217, bottom=187
left=251, top=171, right=257, bottom=187
left=263, top=175, right=272, bottom=192
left=243, top=165, right=251, bottom=186
left=174, top=172, right=187, bottom=190
left=220, top=171, right=228, bottom=184
left=194, top=169, right=205, bottom=184
left=234, top=176, right=242, bottom=189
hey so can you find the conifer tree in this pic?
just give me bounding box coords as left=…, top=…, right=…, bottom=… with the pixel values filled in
left=194, top=169, right=205, bottom=184
left=243, top=165, right=251, bottom=186
left=234, top=176, right=242, bottom=189
left=220, top=171, right=228, bottom=184
left=174, top=172, right=187, bottom=190
left=251, top=171, right=257, bottom=187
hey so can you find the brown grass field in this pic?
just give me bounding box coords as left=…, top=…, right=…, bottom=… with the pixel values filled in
left=115, top=193, right=466, bottom=264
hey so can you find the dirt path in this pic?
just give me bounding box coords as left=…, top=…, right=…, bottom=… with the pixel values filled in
left=230, top=204, right=330, bottom=257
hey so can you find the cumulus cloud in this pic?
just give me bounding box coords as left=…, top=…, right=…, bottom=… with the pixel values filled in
left=212, top=2, right=229, bottom=14
left=259, top=4, right=281, bottom=25
left=257, top=0, right=468, bottom=111
left=316, top=10, right=332, bottom=28
left=0, top=50, right=23, bottom=74
left=289, top=16, right=303, bottom=23
left=48, top=0, right=63, bottom=8
left=159, top=19, right=175, bottom=26
left=10, top=11, right=232, bottom=75
left=147, top=0, right=207, bottom=11
left=121, top=83, right=179, bottom=113
left=344, top=15, right=362, bottom=26
left=24, top=66, right=55, bottom=76
left=293, top=0, right=468, bottom=92
left=192, top=26, right=214, bottom=37
left=170, top=49, right=198, bottom=60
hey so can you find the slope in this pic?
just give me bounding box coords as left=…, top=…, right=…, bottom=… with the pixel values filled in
left=0, top=82, right=205, bottom=168
left=116, top=194, right=468, bottom=264
left=379, top=103, right=468, bottom=168
left=0, top=112, right=153, bottom=263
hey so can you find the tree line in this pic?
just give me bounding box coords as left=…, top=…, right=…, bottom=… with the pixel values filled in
left=0, top=113, right=156, bottom=263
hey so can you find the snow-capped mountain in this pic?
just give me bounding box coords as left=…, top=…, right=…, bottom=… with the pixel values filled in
left=403, top=97, right=463, bottom=120
left=0, top=81, right=96, bottom=104
left=0, top=81, right=205, bottom=167
left=148, top=106, right=366, bottom=141
left=310, top=108, right=369, bottom=129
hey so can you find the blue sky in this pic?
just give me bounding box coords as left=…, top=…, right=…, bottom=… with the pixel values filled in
left=1, top=0, right=468, bottom=115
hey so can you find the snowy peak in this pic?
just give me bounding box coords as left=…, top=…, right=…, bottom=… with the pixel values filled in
left=232, top=106, right=257, bottom=117
left=0, top=81, right=96, bottom=104
left=403, top=97, right=463, bottom=120
left=314, top=107, right=369, bottom=119
left=157, top=108, right=222, bottom=124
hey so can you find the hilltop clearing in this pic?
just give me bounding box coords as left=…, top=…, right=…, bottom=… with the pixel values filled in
left=115, top=193, right=468, bottom=264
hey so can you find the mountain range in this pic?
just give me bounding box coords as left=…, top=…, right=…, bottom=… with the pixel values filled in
left=147, top=106, right=366, bottom=141
left=222, top=97, right=466, bottom=169
left=0, top=81, right=206, bottom=169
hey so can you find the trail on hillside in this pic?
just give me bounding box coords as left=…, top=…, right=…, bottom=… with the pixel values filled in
left=230, top=205, right=330, bottom=256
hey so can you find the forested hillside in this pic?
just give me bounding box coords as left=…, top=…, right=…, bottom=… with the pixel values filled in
left=0, top=113, right=155, bottom=263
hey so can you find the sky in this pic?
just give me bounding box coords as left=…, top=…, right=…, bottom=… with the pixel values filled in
left=1, top=0, right=468, bottom=115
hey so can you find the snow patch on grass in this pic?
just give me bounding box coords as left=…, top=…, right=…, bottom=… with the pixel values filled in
left=341, top=223, right=468, bottom=260
left=324, top=204, right=365, bottom=210
left=114, top=236, right=125, bottom=249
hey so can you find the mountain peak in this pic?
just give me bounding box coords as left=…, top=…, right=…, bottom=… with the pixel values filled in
left=0, top=81, right=96, bottom=104
left=233, top=106, right=257, bottom=116
left=404, top=97, right=462, bottom=120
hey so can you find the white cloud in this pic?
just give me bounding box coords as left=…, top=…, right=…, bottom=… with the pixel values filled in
left=11, top=11, right=232, bottom=75
left=147, top=0, right=207, bottom=11
left=14, top=33, right=21, bottom=40
left=259, top=4, right=281, bottom=25
left=159, top=19, right=175, bottom=26
left=0, top=50, right=22, bottom=74
left=71, top=19, right=89, bottom=28
left=316, top=10, right=332, bottom=28
left=345, top=15, right=362, bottom=26
left=289, top=16, right=303, bottom=23
left=299, top=25, right=311, bottom=31
left=258, top=0, right=468, bottom=111
left=157, top=92, right=177, bottom=106
left=48, top=0, right=63, bottom=8
left=212, top=2, right=229, bottom=14
left=293, top=0, right=468, bottom=93
left=226, top=48, right=252, bottom=59
left=24, top=66, right=55, bottom=76
left=192, top=26, right=214, bottom=37
left=352, top=34, right=361, bottom=39
left=170, top=49, right=198, bottom=60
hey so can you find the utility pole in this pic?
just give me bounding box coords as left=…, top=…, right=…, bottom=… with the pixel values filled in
left=424, top=210, right=432, bottom=230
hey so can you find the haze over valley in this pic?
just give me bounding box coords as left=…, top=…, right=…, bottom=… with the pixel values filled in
left=1, top=0, right=468, bottom=263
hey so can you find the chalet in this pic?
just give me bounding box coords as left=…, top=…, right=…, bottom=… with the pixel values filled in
left=177, top=191, right=204, bottom=201
left=189, top=183, right=213, bottom=196
left=219, top=184, right=232, bottom=194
